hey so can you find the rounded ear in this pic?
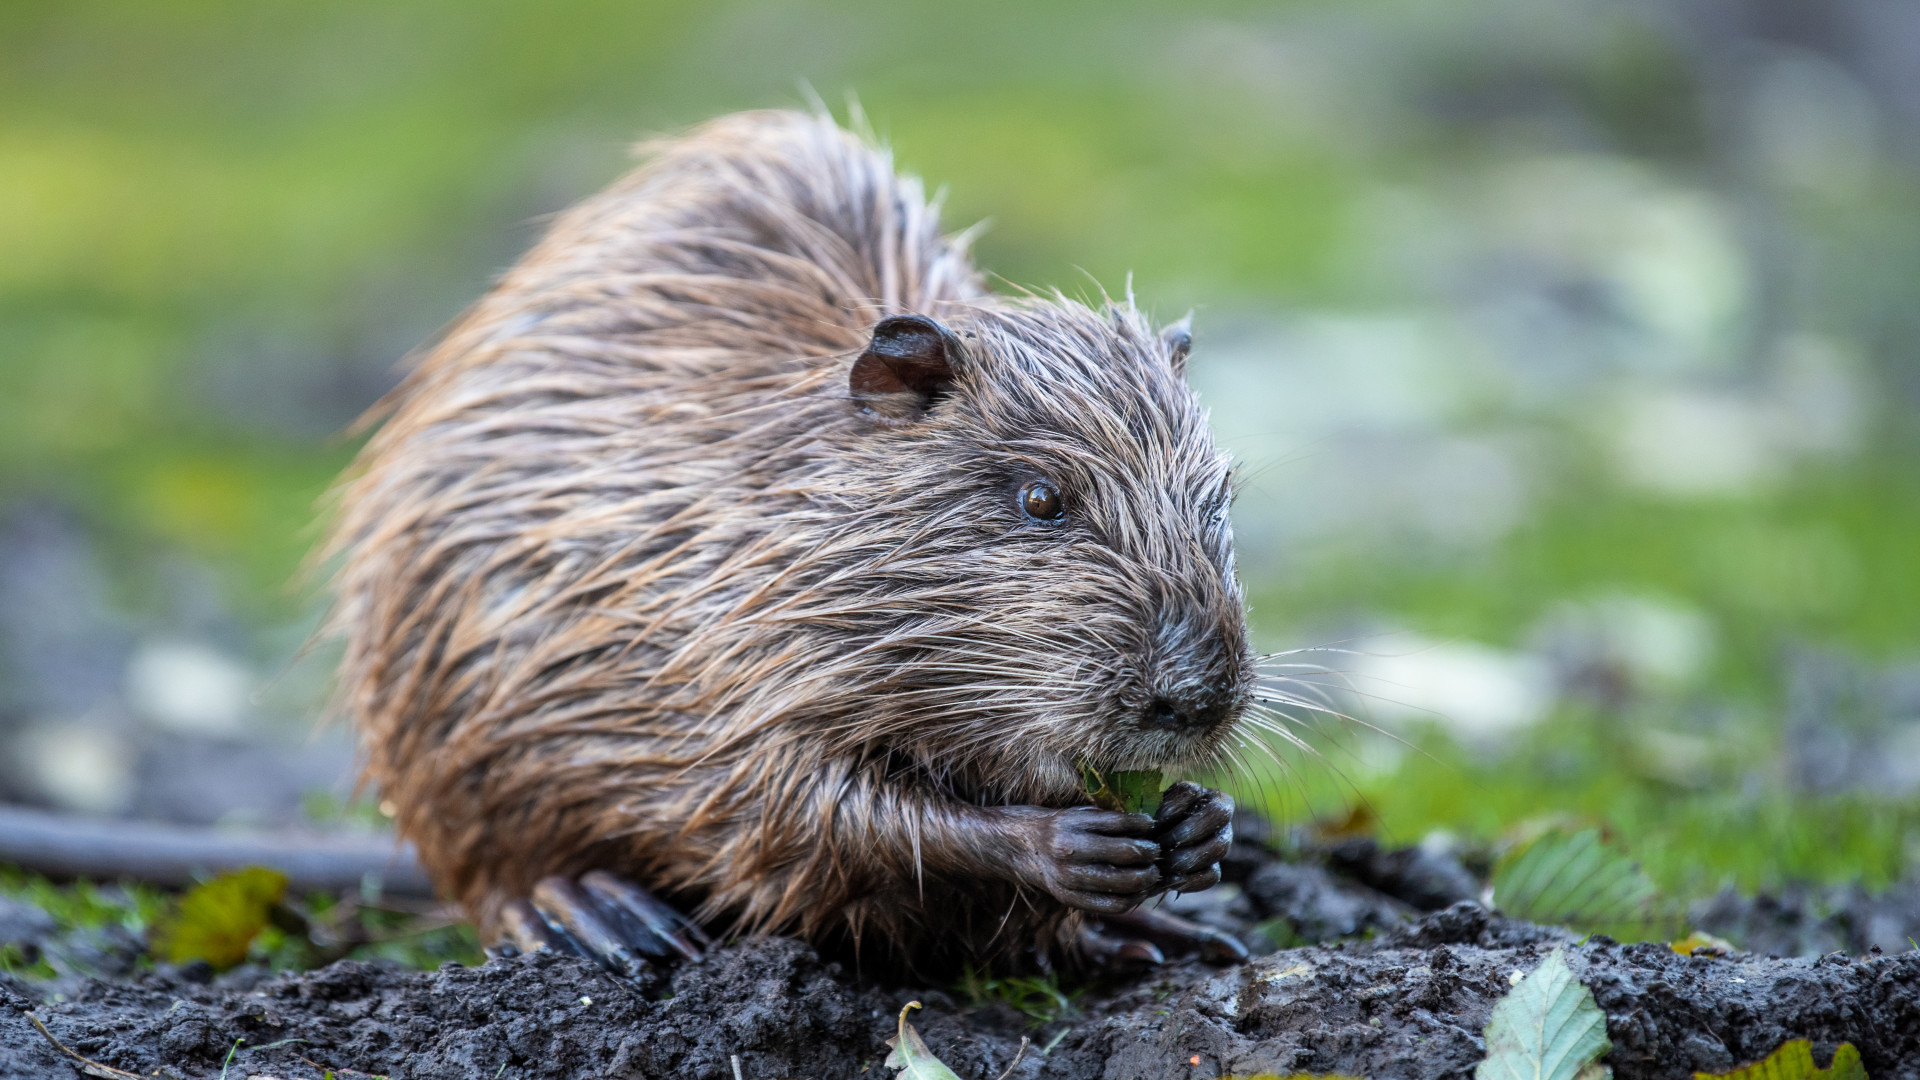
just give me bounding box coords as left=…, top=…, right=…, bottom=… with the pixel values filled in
left=849, top=314, right=964, bottom=419
left=1161, top=314, right=1194, bottom=376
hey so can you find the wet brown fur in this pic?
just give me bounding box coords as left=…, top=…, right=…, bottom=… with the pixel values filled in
left=326, top=110, right=1251, bottom=974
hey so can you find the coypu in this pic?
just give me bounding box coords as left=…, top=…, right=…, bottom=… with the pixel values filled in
left=325, top=109, right=1253, bottom=977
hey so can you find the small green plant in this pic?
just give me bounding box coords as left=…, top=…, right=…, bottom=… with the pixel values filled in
left=957, top=964, right=1076, bottom=1025
left=0, top=865, right=168, bottom=938
left=332, top=908, right=485, bottom=970
left=0, top=864, right=170, bottom=979
left=1254, top=917, right=1307, bottom=950
left=0, top=941, right=56, bottom=980
left=2, top=864, right=482, bottom=977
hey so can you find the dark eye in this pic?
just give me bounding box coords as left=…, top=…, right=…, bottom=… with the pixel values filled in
left=1018, top=479, right=1065, bottom=523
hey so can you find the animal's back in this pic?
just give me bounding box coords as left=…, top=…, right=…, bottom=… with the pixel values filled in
left=329, top=111, right=982, bottom=928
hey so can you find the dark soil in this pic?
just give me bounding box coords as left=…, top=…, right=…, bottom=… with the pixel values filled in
left=5, top=820, right=1918, bottom=1080
left=4, top=907, right=1916, bottom=1080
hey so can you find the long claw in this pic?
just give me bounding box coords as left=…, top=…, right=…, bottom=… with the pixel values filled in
left=581, top=870, right=708, bottom=961
left=531, top=876, right=653, bottom=978
left=495, top=872, right=704, bottom=980
left=500, top=897, right=585, bottom=958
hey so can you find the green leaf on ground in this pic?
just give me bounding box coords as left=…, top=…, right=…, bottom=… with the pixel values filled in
left=1476, top=947, right=1613, bottom=1080
left=1081, top=765, right=1164, bottom=815
left=1694, top=1040, right=1868, bottom=1080
left=1491, top=827, right=1679, bottom=942
left=885, top=1002, right=965, bottom=1080
left=149, top=866, right=289, bottom=970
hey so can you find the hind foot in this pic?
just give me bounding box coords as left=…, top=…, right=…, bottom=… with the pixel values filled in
left=1082, top=906, right=1249, bottom=971
left=491, top=870, right=708, bottom=979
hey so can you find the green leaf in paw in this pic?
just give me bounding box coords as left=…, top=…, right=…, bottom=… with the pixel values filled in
left=1080, top=765, right=1165, bottom=815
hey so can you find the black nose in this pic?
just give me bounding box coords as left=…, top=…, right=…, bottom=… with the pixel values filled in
left=1145, top=687, right=1235, bottom=732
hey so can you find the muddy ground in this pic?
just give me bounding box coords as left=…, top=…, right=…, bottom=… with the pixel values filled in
left=6, top=907, right=1916, bottom=1080
left=4, top=820, right=1918, bottom=1080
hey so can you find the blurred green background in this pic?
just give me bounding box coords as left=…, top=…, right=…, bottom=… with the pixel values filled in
left=2, top=0, right=1917, bottom=914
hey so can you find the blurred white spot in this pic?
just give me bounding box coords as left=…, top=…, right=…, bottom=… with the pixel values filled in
left=1606, top=190, right=1748, bottom=366
left=1630, top=728, right=1719, bottom=788
left=1395, top=436, right=1528, bottom=546
left=19, top=722, right=133, bottom=814
left=1481, top=157, right=1748, bottom=372
left=1199, top=316, right=1472, bottom=445
left=1609, top=336, right=1865, bottom=498
left=1419, top=830, right=1461, bottom=860
left=1610, top=389, right=1776, bottom=496
left=1882, top=724, right=1920, bottom=797
left=125, top=639, right=253, bottom=737
left=1350, top=638, right=1552, bottom=744
left=1768, top=333, right=1864, bottom=457
left=1534, top=592, right=1716, bottom=693
left=1195, top=318, right=1528, bottom=559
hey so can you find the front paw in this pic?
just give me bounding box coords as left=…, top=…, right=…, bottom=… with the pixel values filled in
left=1030, top=806, right=1162, bottom=915
left=1153, top=782, right=1233, bottom=894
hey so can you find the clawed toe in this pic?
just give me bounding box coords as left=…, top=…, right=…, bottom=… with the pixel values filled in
left=492, top=871, right=707, bottom=978
left=1097, top=906, right=1249, bottom=966
left=579, top=870, right=709, bottom=960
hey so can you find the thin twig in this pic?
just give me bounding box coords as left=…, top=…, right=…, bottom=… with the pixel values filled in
left=26, top=1013, right=145, bottom=1079
left=992, top=1036, right=1031, bottom=1080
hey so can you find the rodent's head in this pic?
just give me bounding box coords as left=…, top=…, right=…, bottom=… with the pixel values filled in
left=814, top=298, right=1252, bottom=802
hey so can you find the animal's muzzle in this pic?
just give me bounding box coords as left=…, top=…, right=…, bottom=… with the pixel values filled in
left=1145, top=676, right=1243, bottom=733
left=1145, top=604, right=1251, bottom=733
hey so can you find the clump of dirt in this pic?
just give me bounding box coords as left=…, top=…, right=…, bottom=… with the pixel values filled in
left=1692, top=876, right=1920, bottom=957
